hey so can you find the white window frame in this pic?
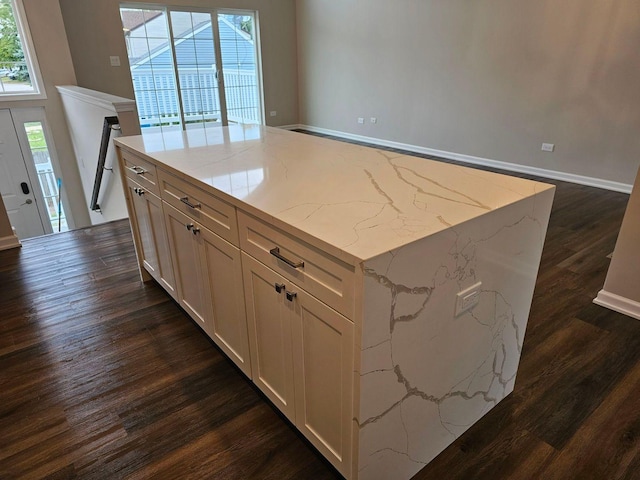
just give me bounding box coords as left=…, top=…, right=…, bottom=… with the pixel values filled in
left=0, top=0, right=46, bottom=100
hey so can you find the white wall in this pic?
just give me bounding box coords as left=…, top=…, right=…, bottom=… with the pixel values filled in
left=296, top=0, right=640, bottom=186
left=58, top=86, right=140, bottom=225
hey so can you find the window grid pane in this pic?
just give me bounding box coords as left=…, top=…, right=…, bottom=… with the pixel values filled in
left=0, top=0, right=38, bottom=96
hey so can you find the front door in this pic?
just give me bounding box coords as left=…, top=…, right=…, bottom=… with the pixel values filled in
left=0, top=109, right=47, bottom=239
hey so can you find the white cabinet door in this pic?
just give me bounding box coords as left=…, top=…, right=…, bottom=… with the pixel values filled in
left=126, top=177, right=176, bottom=298
left=164, top=203, right=210, bottom=333
left=242, top=252, right=354, bottom=476
left=291, top=287, right=354, bottom=477
left=242, top=253, right=296, bottom=421
left=200, top=227, right=251, bottom=376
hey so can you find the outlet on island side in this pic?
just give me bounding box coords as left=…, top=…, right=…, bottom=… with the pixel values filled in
left=455, top=281, right=482, bottom=316
left=541, top=143, right=555, bottom=152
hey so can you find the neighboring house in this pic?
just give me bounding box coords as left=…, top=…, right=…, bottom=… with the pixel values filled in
left=123, top=13, right=258, bottom=127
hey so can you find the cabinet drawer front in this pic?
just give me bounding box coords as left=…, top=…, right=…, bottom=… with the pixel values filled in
left=121, top=150, right=160, bottom=196
left=238, top=212, right=355, bottom=319
left=159, top=170, right=239, bottom=246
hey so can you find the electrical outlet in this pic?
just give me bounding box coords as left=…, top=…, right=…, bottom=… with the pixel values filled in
left=270, top=111, right=277, bottom=117
left=370, top=117, right=377, bottom=124
left=455, top=281, right=482, bottom=316
left=541, top=143, right=555, bottom=152
left=109, top=56, right=121, bottom=67
left=357, top=117, right=365, bottom=124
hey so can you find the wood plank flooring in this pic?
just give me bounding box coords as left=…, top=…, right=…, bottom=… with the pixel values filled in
left=0, top=138, right=637, bottom=479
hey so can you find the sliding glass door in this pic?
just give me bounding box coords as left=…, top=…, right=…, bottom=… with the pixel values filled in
left=121, top=6, right=263, bottom=133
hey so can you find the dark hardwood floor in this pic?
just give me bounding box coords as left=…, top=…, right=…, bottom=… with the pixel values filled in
left=0, top=138, right=637, bottom=479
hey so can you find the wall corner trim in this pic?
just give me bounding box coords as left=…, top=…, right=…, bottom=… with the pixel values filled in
left=0, top=234, right=21, bottom=251
left=295, top=125, right=633, bottom=194
left=594, top=290, right=640, bottom=321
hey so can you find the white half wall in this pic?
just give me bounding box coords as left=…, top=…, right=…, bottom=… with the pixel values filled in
left=57, top=86, right=139, bottom=225
left=296, top=0, right=640, bottom=186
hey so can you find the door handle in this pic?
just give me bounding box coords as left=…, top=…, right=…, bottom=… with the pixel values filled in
left=20, top=182, right=30, bottom=194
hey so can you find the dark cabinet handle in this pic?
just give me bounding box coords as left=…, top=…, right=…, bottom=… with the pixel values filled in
left=186, top=223, right=194, bottom=231
left=286, top=291, right=297, bottom=302
left=269, top=247, right=304, bottom=269
left=275, top=283, right=285, bottom=293
left=180, top=197, right=202, bottom=209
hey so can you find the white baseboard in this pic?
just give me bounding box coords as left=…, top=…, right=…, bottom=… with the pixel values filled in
left=290, top=124, right=632, bottom=194
left=594, top=290, right=640, bottom=321
left=274, top=124, right=300, bottom=131
left=0, top=234, right=21, bottom=251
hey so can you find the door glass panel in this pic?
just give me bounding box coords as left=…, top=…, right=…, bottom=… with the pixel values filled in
left=218, top=13, right=261, bottom=125
left=121, top=7, right=263, bottom=132
left=171, top=11, right=222, bottom=130
left=23, top=122, right=68, bottom=232
left=122, top=8, right=180, bottom=133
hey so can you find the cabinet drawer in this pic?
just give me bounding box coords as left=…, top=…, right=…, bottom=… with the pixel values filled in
left=158, top=169, right=239, bottom=246
left=238, top=211, right=355, bottom=319
left=121, top=150, right=160, bottom=196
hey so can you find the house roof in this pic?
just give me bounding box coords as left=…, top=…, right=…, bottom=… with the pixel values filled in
left=121, top=10, right=162, bottom=32
left=131, top=16, right=256, bottom=71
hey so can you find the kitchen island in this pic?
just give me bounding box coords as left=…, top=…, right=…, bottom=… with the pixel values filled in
left=115, top=125, right=554, bottom=480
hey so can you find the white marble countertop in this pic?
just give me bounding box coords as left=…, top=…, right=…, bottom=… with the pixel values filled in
left=115, top=125, right=554, bottom=263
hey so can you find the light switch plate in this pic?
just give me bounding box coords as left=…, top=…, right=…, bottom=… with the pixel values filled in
left=110, top=56, right=121, bottom=67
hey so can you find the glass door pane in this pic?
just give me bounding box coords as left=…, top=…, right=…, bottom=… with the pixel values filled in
left=121, top=7, right=263, bottom=132
left=217, top=13, right=262, bottom=125
left=122, top=8, right=180, bottom=133
left=170, top=11, right=222, bottom=130
left=23, top=121, right=67, bottom=232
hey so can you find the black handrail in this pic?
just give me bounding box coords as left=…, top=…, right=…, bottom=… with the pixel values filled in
left=90, top=116, right=120, bottom=212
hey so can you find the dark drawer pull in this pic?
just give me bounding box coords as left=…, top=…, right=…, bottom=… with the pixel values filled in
left=286, top=291, right=297, bottom=302
left=269, top=247, right=304, bottom=269
left=180, top=196, right=202, bottom=209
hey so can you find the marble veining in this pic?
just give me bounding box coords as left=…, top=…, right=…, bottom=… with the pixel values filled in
left=356, top=189, right=554, bottom=480
left=115, top=125, right=554, bottom=263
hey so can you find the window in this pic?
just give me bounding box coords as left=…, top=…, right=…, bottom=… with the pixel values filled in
left=0, top=0, right=44, bottom=99
left=120, top=6, right=263, bottom=133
